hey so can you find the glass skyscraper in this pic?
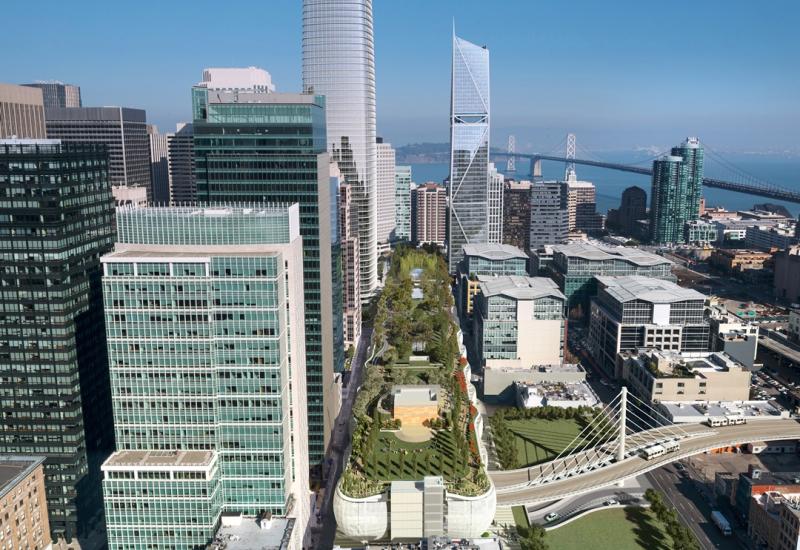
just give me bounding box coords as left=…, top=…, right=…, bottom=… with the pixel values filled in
left=192, top=86, right=344, bottom=463
left=394, top=165, right=412, bottom=242
left=100, top=205, right=310, bottom=550
left=0, top=139, right=115, bottom=541
left=449, top=31, right=491, bottom=272
left=672, top=137, right=704, bottom=221
left=303, top=0, right=378, bottom=302
left=650, top=138, right=704, bottom=245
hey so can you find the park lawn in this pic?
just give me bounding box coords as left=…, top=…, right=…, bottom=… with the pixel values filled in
left=507, top=418, right=583, bottom=467
left=546, top=507, right=673, bottom=550
left=366, top=430, right=468, bottom=481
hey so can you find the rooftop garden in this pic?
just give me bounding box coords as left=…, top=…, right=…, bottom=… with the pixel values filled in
left=340, top=247, right=490, bottom=498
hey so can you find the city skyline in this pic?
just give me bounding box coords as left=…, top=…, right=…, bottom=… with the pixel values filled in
left=2, top=1, right=798, bottom=153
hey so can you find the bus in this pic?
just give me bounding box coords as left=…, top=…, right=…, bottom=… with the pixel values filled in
left=642, top=441, right=680, bottom=460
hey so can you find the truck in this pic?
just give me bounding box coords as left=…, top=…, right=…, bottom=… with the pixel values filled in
left=711, top=510, right=732, bottom=536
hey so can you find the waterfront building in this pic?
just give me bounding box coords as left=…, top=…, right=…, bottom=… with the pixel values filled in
left=167, top=122, right=195, bottom=204
left=394, top=165, right=412, bottom=242
left=337, top=164, right=362, bottom=348
left=45, top=106, right=151, bottom=197
left=376, top=138, right=396, bottom=254
left=22, top=81, right=81, bottom=108
left=0, top=456, right=51, bottom=550
left=548, top=242, right=674, bottom=312
left=192, top=80, right=343, bottom=462
left=487, top=162, right=504, bottom=243
left=0, top=83, right=46, bottom=138
left=412, top=183, right=447, bottom=246
left=147, top=124, right=169, bottom=203
left=448, top=32, right=490, bottom=271
left=529, top=181, right=568, bottom=249
left=565, top=170, right=603, bottom=234
left=502, top=180, right=532, bottom=253
left=588, top=276, right=710, bottom=376
left=457, top=243, right=528, bottom=316
left=0, top=139, right=115, bottom=540
left=303, top=0, right=378, bottom=300
left=100, top=205, right=309, bottom=550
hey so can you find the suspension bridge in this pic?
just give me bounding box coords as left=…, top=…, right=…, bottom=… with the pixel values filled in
left=492, top=134, right=800, bottom=204
left=488, top=388, right=800, bottom=506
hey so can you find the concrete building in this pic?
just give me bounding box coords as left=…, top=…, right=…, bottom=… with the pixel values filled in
left=748, top=490, right=800, bottom=550
left=502, top=180, right=532, bottom=253
left=111, top=185, right=148, bottom=207
left=607, top=185, right=647, bottom=236
left=547, top=242, right=674, bottom=312
left=588, top=276, right=710, bottom=376
left=775, top=246, right=800, bottom=304
left=0, top=139, right=115, bottom=540
left=488, top=162, right=504, bottom=243
left=484, top=363, right=587, bottom=404
left=303, top=0, right=378, bottom=300
left=746, top=224, right=798, bottom=251
left=710, top=248, right=773, bottom=276
left=191, top=82, right=343, bottom=462
left=457, top=243, right=529, bottom=316
left=565, top=170, right=603, bottom=234
left=789, top=309, right=800, bottom=344
left=516, top=379, right=599, bottom=409
left=412, top=183, right=447, bottom=246
left=529, top=180, right=568, bottom=249
left=147, top=124, right=169, bottom=203
left=196, top=66, right=275, bottom=92
left=0, top=83, right=46, bottom=138
left=708, top=303, right=759, bottom=368
left=735, top=468, right=800, bottom=523
left=45, top=106, right=152, bottom=197
left=0, top=456, right=51, bottom=550
left=391, top=386, right=440, bottom=427
left=684, top=219, right=718, bottom=246
left=448, top=32, right=490, bottom=272
left=100, top=205, right=310, bottom=550
left=619, top=349, right=751, bottom=404
left=22, top=81, right=81, bottom=108
left=167, top=122, right=194, bottom=204
left=394, top=165, right=412, bottom=242
left=337, top=164, right=362, bottom=348
left=376, top=138, right=396, bottom=254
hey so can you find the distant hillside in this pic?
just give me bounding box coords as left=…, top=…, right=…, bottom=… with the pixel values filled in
left=396, top=142, right=450, bottom=163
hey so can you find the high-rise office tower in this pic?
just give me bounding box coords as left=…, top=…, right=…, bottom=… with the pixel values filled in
left=529, top=181, right=568, bottom=249
left=0, top=83, right=46, bottom=138
left=147, top=124, right=169, bottom=203
left=100, top=205, right=310, bottom=550
left=412, top=183, right=447, bottom=246
left=375, top=138, right=396, bottom=253
left=649, top=154, right=688, bottom=244
left=449, top=31, right=490, bottom=271
left=487, top=162, right=504, bottom=243
left=502, top=180, right=532, bottom=253
left=0, top=139, right=115, bottom=540
left=21, top=81, right=82, bottom=108
left=303, top=0, right=378, bottom=302
left=394, top=165, right=412, bottom=242
left=565, top=169, right=603, bottom=234
left=192, top=77, right=343, bottom=462
left=167, top=122, right=195, bottom=204
left=615, top=186, right=647, bottom=235
left=337, top=164, right=362, bottom=348
left=45, top=107, right=152, bottom=197
left=672, top=137, right=704, bottom=221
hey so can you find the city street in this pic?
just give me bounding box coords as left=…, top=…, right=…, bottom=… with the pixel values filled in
left=311, top=325, right=372, bottom=549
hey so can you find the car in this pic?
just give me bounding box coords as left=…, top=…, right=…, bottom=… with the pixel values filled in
left=544, top=513, right=560, bottom=522
left=603, top=499, right=618, bottom=506
left=675, top=463, right=686, bottom=472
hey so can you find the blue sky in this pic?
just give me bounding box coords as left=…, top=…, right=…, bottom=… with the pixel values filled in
left=2, top=0, right=798, bottom=153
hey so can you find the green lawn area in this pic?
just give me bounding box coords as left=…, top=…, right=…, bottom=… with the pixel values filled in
left=546, top=507, right=673, bottom=550
left=508, top=418, right=583, bottom=467
left=364, top=430, right=471, bottom=481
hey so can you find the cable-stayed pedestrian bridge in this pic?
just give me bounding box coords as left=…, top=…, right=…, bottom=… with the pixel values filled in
left=488, top=389, right=800, bottom=506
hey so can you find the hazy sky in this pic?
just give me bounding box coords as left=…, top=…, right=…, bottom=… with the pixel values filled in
left=3, top=0, right=798, bottom=153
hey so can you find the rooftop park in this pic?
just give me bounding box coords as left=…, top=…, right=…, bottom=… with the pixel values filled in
left=340, top=247, right=490, bottom=498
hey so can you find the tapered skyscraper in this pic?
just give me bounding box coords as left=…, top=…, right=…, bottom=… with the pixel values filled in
left=303, top=0, right=378, bottom=302
left=449, top=30, right=490, bottom=272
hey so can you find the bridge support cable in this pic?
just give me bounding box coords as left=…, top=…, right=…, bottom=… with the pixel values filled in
left=557, top=407, right=624, bottom=477
left=618, top=387, right=627, bottom=461
left=626, top=392, right=692, bottom=440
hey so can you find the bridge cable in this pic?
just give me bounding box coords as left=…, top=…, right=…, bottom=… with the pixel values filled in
left=626, top=392, right=692, bottom=439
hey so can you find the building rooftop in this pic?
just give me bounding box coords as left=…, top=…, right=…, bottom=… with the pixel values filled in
left=0, top=456, right=45, bottom=501
left=623, top=349, right=745, bottom=376
left=658, top=400, right=786, bottom=422
left=479, top=275, right=565, bottom=301
left=463, top=243, right=527, bottom=262
left=103, top=450, right=216, bottom=469
left=552, top=242, right=671, bottom=267
left=392, top=385, right=440, bottom=407
left=212, top=514, right=294, bottom=550
left=596, top=275, right=705, bottom=304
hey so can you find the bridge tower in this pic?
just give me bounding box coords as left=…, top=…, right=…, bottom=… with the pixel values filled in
left=530, top=157, right=542, bottom=179
left=617, top=386, right=627, bottom=462
left=565, top=133, right=576, bottom=178
left=506, top=135, right=516, bottom=174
